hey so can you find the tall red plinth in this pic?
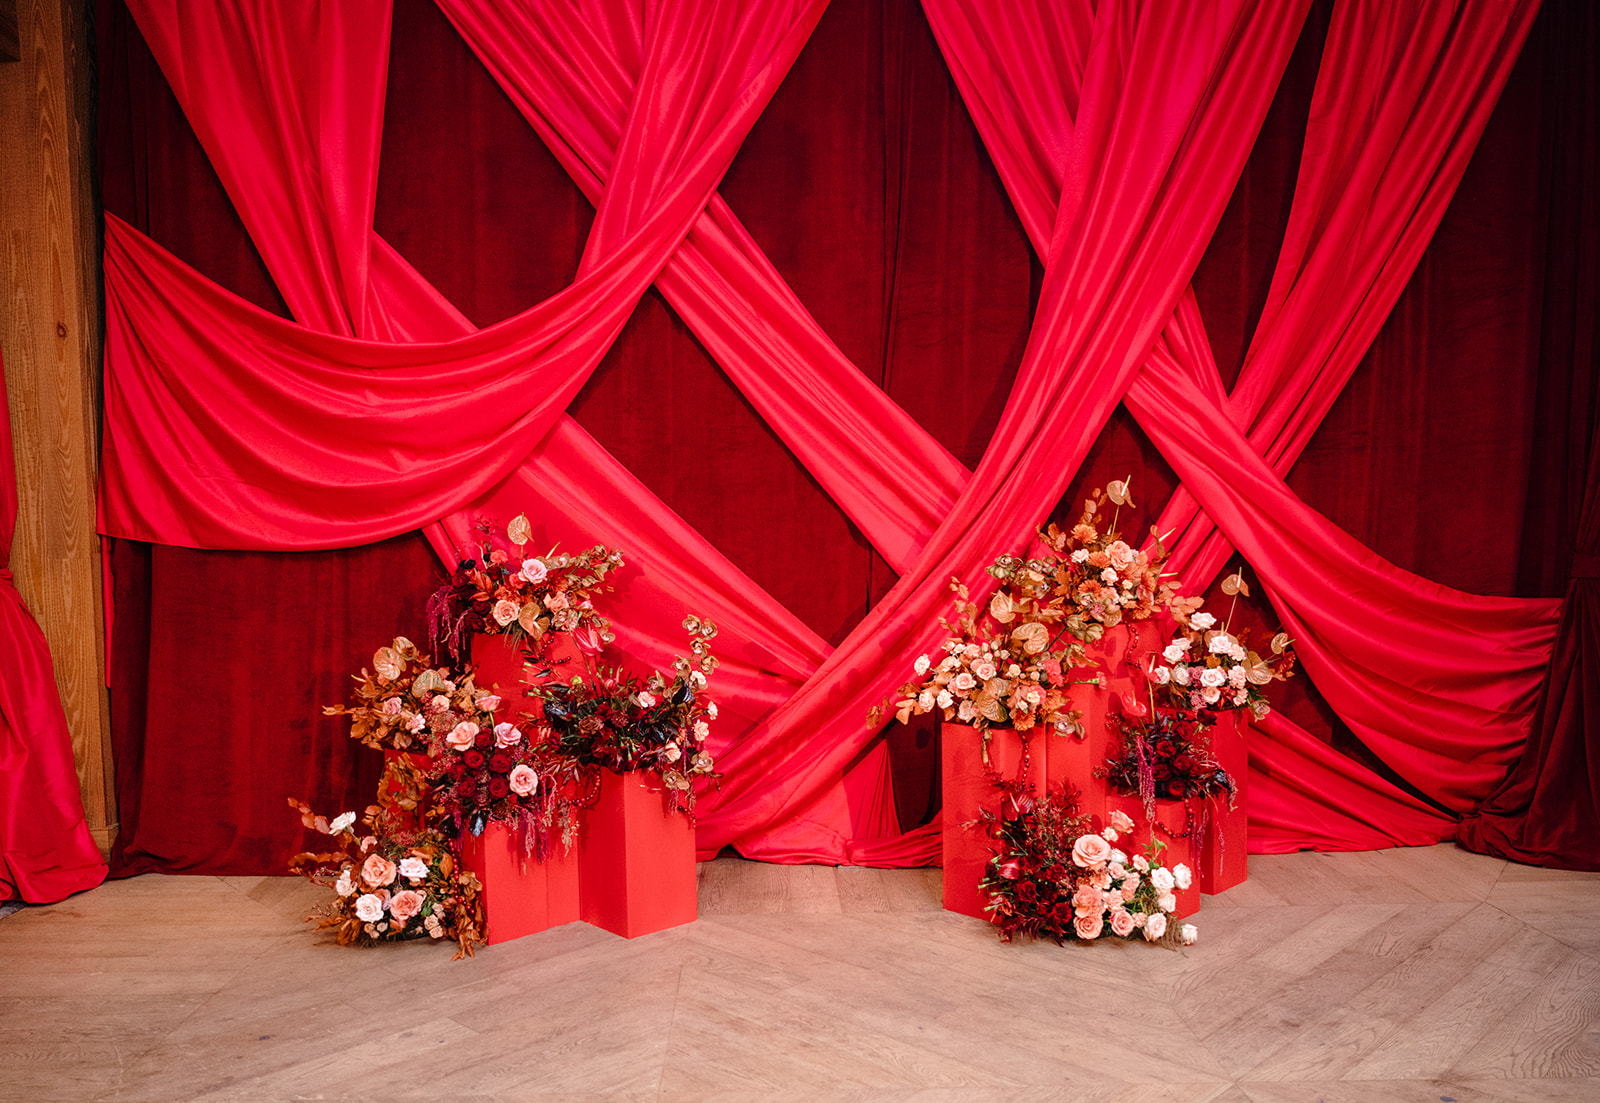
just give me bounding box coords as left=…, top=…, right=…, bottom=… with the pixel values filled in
left=470, top=632, right=587, bottom=724
left=458, top=823, right=580, bottom=945
left=579, top=771, right=697, bottom=938
left=1043, top=621, right=1164, bottom=824
left=940, top=722, right=1041, bottom=921
left=1104, top=794, right=1200, bottom=920
left=1199, top=710, right=1249, bottom=896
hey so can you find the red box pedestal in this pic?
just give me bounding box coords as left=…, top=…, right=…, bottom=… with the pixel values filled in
left=1198, top=710, right=1249, bottom=896
left=940, top=722, right=1041, bottom=920
left=1104, top=793, right=1200, bottom=920
left=458, top=823, right=581, bottom=945
left=470, top=632, right=586, bottom=724
left=579, top=771, right=697, bottom=938
left=1042, top=621, right=1165, bottom=824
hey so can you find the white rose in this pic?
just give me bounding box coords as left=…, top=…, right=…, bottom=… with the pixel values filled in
left=1172, top=665, right=1191, bottom=686
left=1151, top=867, right=1176, bottom=893
left=1199, top=667, right=1227, bottom=688
left=1162, top=642, right=1189, bottom=663
left=1158, top=892, right=1178, bottom=913
left=335, top=869, right=355, bottom=897
left=636, top=691, right=657, bottom=709
left=329, top=811, right=356, bottom=834
left=694, top=720, right=710, bottom=739
left=1179, top=923, right=1198, bottom=945
left=1100, top=567, right=1118, bottom=584
left=952, top=671, right=977, bottom=692
left=399, top=857, right=429, bottom=883
left=1109, top=849, right=1127, bottom=867
left=913, top=654, right=931, bottom=676
left=1208, top=633, right=1236, bottom=655
left=405, top=713, right=426, bottom=732
left=917, top=690, right=936, bottom=710
left=973, top=660, right=997, bottom=681
left=1150, top=666, right=1171, bottom=685
left=1070, top=548, right=1089, bottom=562
left=1143, top=912, right=1168, bottom=941
left=354, top=894, right=384, bottom=923
left=707, top=702, right=718, bottom=720
left=1201, top=686, right=1223, bottom=703
left=1190, top=612, right=1216, bottom=629
left=957, top=700, right=977, bottom=721
left=936, top=690, right=954, bottom=710
left=492, top=599, right=519, bottom=627
left=1173, top=863, right=1192, bottom=891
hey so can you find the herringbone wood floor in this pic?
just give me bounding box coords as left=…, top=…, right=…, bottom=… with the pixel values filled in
left=1, top=844, right=1596, bottom=1102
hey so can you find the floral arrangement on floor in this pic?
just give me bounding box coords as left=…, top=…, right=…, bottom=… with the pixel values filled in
left=1143, top=572, right=1295, bottom=717
left=530, top=617, right=721, bottom=819
left=978, top=782, right=1195, bottom=947
left=287, top=759, right=485, bottom=958
left=880, top=481, right=1194, bottom=743
left=1099, top=708, right=1235, bottom=822
left=322, top=636, right=502, bottom=753
left=427, top=514, right=623, bottom=666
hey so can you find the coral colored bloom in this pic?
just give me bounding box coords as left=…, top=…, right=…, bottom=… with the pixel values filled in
left=446, top=722, right=479, bottom=751
left=1071, top=834, right=1113, bottom=869
left=1108, top=809, right=1135, bottom=834
left=388, top=890, right=424, bottom=923
left=360, top=854, right=397, bottom=888
left=508, top=764, right=539, bottom=796
left=1074, top=913, right=1104, bottom=940
left=1110, top=909, right=1137, bottom=937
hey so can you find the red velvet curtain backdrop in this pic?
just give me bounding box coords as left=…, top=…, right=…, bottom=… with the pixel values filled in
left=94, top=0, right=1596, bottom=877
left=0, top=354, right=108, bottom=901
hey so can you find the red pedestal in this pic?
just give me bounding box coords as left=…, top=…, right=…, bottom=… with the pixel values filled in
left=470, top=631, right=586, bottom=724
left=1042, top=621, right=1164, bottom=824
left=1104, top=793, right=1200, bottom=920
left=939, top=722, right=1041, bottom=920
left=1198, top=710, right=1249, bottom=896
left=579, top=771, right=697, bottom=938
left=458, top=822, right=580, bottom=945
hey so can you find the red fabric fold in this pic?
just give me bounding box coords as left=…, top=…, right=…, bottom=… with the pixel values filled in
left=0, top=353, right=109, bottom=902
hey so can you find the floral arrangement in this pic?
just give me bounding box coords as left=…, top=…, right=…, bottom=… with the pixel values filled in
left=423, top=709, right=575, bottom=860
left=427, top=514, right=623, bottom=666
left=323, top=636, right=502, bottom=753
left=1099, top=708, right=1235, bottom=822
left=287, top=762, right=485, bottom=958
left=978, top=782, right=1195, bottom=947
left=1143, top=573, right=1295, bottom=717
left=881, top=481, right=1193, bottom=741
left=531, top=617, right=720, bottom=819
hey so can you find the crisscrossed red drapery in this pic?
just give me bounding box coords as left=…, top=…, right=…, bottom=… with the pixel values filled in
left=80, top=0, right=1592, bottom=878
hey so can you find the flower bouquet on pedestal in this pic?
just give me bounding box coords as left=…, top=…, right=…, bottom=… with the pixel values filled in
left=426, top=514, right=622, bottom=669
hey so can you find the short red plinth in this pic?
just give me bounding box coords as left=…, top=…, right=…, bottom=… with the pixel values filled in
left=940, top=721, right=1042, bottom=921
left=1043, top=621, right=1166, bottom=825
left=579, top=771, right=697, bottom=939
left=1104, top=794, right=1200, bottom=920
left=470, top=631, right=587, bottom=723
left=458, top=822, right=581, bottom=945
left=1199, top=710, right=1249, bottom=896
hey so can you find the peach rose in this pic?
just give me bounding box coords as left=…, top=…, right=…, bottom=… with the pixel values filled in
left=1071, top=883, right=1102, bottom=914
left=492, top=599, right=519, bottom=627
left=1072, top=834, right=1113, bottom=869
left=360, top=853, right=397, bottom=888
left=446, top=721, right=479, bottom=751
left=388, top=890, right=424, bottom=924
left=1073, top=913, right=1104, bottom=940
left=1108, top=809, right=1135, bottom=834
left=1109, top=909, right=1137, bottom=938
left=508, top=764, right=539, bottom=796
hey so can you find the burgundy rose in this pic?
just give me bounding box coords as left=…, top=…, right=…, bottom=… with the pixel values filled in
left=1153, top=764, right=1171, bottom=781
left=1156, top=740, right=1176, bottom=757
left=1167, top=781, right=1188, bottom=798
left=463, top=749, right=486, bottom=769
left=488, top=752, right=513, bottom=774
left=474, top=729, right=493, bottom=749
left=1172, top=754, right=1194, bottom=774
left=455, top=777, right=477, bottom=798
left=488, top=777, right=510, bottom=799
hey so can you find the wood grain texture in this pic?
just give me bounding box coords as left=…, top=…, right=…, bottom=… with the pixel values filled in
left=0, top=844, right=1594, bottom=1101
left=0, top=0, right=113, bottom=849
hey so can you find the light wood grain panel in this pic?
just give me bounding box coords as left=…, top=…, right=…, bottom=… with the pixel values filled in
left=0, top=0, right=114, bottom=851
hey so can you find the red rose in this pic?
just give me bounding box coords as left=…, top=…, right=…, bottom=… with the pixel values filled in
left=1167, top=781, right=1188, bottom=798
left=1156, top=740, right=1176, bottom=757
left=488, top=752, right=512, bottom=774
left=455, top=777, right=477, bottom=798
left=1172, top=754, right=1194, bottom=774
left=474, top=729, right=493, bottom=749
left=463, top=749, right=486, bottom=769
left=488, top=777, right=510, bottom=799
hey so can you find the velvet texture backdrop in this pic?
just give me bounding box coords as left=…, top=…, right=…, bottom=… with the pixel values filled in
left=93, top=0, right=1595, bottom=877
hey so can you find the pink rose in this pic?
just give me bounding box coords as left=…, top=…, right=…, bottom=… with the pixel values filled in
left=380, top=696, right=403, bottom=717
left=494, top=722, right=523, bottom=748
left=1109, top=909, right=1137, bottom=937
left=446, top=721, right=479, bottom=751
left=508, top=764, right=539, bottom=796
left=1071, top=833, right=1113, bottom=869
left=952, top=671, right=977, bottom=692
left=1071, top=883, right=1102, bottom=914
left=1108, top=809, right=1136, bottom=834
left=519, top=558, right=548, bottom=585
left=1073, top=913, right=1104, bottom=940
left=492, top=599, right=519, bottom=627
left=353, top=894, right=383, bottom=923
left=388, top=890, right=424, bottom=923
left=475, top=694, right=502, bottom=712
left=360, top=854, right=397, bottom=888
left=1144, top=912, right=1168, bottom=941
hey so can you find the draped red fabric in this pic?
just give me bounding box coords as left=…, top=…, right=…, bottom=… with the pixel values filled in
left=0, top=353, right=109, bottom=902
left=91, top=0, right=1590, bottom=874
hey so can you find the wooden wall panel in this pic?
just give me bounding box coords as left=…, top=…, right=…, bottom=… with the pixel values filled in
left=0, top=0, right=114, bottom=853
